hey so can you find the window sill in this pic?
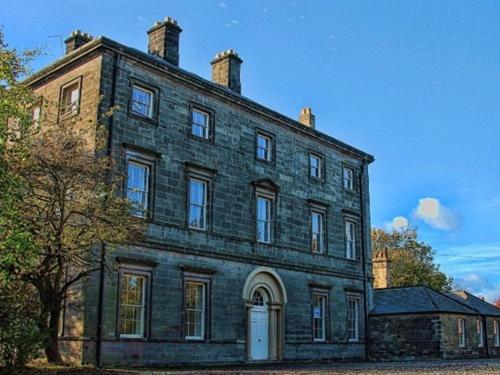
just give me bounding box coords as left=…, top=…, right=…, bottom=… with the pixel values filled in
left=255, top=157, right=275, bottom=166
left=184, top=337, right=206, bottom=342
left=187, top=226, right=209, bottom=233
left=60, top=111, right=80, bottom=120
left=119, top=335, right=147, bottom=341
left=309, top=176, right=325, bottom=184
left=128, top=111, right=158, bottom=125
left=188, top=133, right=214, bottom=144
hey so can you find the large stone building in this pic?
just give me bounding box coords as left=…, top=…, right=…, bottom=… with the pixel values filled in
left=25, top=18, right=374, bottom=366
left=369, top=251, right=500, bottom=360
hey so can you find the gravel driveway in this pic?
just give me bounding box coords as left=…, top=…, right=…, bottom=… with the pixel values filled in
left=5, top=359, right=500, bottom=375
left=127, top=358, right=500, bottom=375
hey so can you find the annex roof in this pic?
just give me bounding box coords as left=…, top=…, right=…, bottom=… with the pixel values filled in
left=446, top=291, right=500, bottom=317
left=371, top=286, right=477, bottom=316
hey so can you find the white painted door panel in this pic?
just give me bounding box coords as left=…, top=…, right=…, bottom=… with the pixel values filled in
left=250, top=308, right=269, bottom=360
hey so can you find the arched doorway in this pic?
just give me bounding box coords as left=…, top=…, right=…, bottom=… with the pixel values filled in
left=243, top=267, right=287, bottom=361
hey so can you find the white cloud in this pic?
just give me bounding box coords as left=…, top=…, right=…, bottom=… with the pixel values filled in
left=327, top=34, right=335, bottom=39
left=225, top=19, right=240, bottom=27
left=218, top=1, right=227, bottom=8
left=414, top=197, right=459, bottom=231
left=392, top=216, right=409, bottom=231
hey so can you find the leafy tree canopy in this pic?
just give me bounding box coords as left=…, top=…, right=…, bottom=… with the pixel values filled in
left=372, top=227, right=453, bottom=292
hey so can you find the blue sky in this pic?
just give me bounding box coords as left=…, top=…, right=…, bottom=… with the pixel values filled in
left=3, top=0, right=500, bottom=301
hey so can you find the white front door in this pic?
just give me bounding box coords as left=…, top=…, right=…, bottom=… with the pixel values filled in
left=250, top=307, right=269, bottom=360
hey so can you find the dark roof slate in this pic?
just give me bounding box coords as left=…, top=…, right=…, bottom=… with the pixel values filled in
left=371, top=286, right=477, bottom=315
left=446, top=291, right=500, bottom=317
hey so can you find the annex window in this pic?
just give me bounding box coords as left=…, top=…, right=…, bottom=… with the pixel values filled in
left=477, top=319, right=484, bottom=347
left=312, top=294, right=327, bottom=342
left=184, top=281, right=207, bottom=340
left=494, top=320, right=499, bottom=347
left=191, top=109, right=210, bottom=139
left=131, top=85, right=154, bottom=118
left=343, top=166, right=355, bottom=190
left=188, top=177, right=208, bottom=230
left=458, top=318, right=466, bottom=348
left=256, top=133, right=272, bottom=162
left=311, top=211, right=325, bottom=254
left=119, top=273, right=147, bottom=338
left=60, top=79, right=81, bottom=117
left=345, top=220, right=357, bottom=260
left=347, top=297, right=360, bottom=342
left=125, top=149, right=155, bottom=218
left=309, top=153, right=322, bottom=179
left=256, top=196, right=272, bottom=243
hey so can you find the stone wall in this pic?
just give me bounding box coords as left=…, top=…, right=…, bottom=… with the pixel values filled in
left=83, top=50, right=372, bottom=365
left=87, top=246, right=366, bottom=366
left=439, top=314, right=483, bottom=359
left=486, top=317, right=500, bottom=357
left=368, top=313, right=441, bottom=361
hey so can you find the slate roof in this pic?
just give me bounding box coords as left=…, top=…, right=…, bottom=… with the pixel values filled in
left=371, top=286, right=477, bottom=315
left=446, top=291, right=500, bottom=317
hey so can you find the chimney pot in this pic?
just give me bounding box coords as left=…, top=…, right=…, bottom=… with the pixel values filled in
left=147, top=16, right=182, bottom=66
left=64, top=30, right=93, bottom=54
left=211, top=49, right=243, bottom=94
left=299, top=107, right=315, bottom=129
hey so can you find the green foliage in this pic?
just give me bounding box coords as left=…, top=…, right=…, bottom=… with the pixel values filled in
left=372, top=227, right=453, bottom=292
left=0, top=30, right=144, bottom=364
left=0, top=282, right=44, bottom=368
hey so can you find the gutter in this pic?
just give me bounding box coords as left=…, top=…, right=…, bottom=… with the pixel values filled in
left=359, top=160, right=369, bottom=361
left=96, top=51, right=120, bottom=368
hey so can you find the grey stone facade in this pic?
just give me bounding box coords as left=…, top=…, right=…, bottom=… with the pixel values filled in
left=26, top=17, right=374, bottom=366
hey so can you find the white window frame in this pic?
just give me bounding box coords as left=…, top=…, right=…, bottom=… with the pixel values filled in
left=494, top=320, right=499, bottom=347
left=477, top=319, right=484, bottom=348
left=191, top=108, right=210, bottom=140
left=458, top=318, right=466, bottom=348
left=345, top=220, right=357, bottom=260
left=184, top=281, right=206, bottom=340
left=126, top=158, right=151, bottom=218
left=309, top=153, right=322, bottom=179
left=32, top=105, right=41, bottom=127
left=311, top=211, right=324, bottom=254
left=347, top=297, right=360, bottom=342
left=188, top=177, right=208, bottom=230
left=256, top=133, right=272, bottom=162
left=131, top=85, right=154, bottom=118
left=312, top=294, right=326, bottom=342
left=60, top=80, right=81, bottom=117
left=256, top=195, right=272, bottom=243
left=119, top=273, right=147, bottom=339
left=343, top=166, right=355, bottom=190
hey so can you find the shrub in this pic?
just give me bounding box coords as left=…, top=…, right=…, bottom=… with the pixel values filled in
left=0, top=281, right=44, bottom=368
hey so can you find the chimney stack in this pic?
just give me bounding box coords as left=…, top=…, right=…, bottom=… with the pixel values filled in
left=372, top=248, right=391, bottom=289
left=211, top=49, right=243, bottom=94
left=64, top=30, right=93, bottom=54
left=147, top=17, right=182, bottom=66
left=299, top=107, right=315, bottom=129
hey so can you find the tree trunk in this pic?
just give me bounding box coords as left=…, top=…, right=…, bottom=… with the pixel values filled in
left=44, top=307, right=64, bottom=364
